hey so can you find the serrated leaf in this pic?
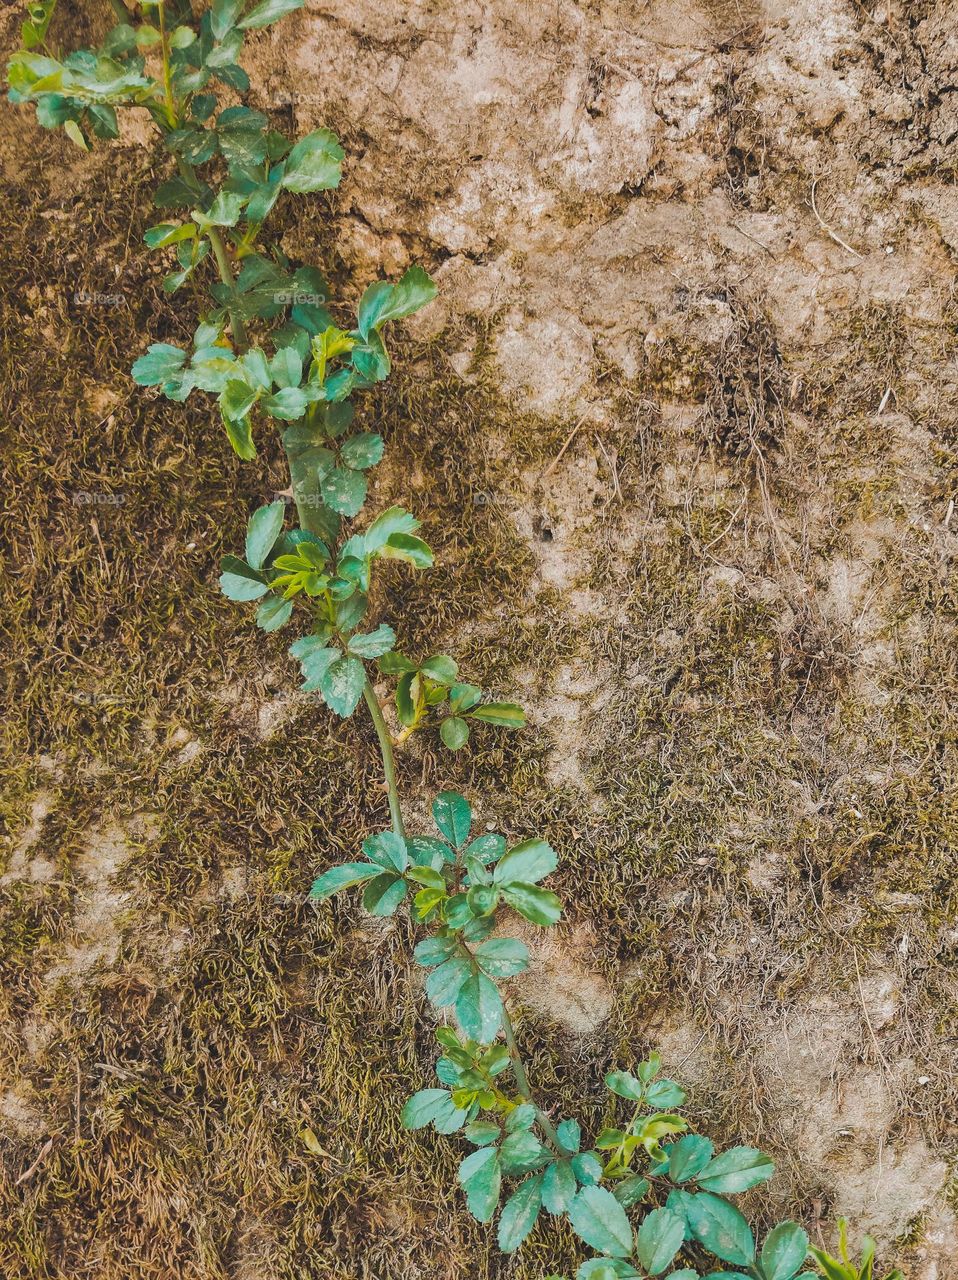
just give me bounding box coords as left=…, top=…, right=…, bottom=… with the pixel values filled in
left=605, top=1070, right=644, bottom=1101
left=379, top=530, right=433, bottom=568
left=245, top=499, right=285, bottom=569
left=668, top=1134, right=715, bottom=1183
left=458, top=1146, right=501, bottom=1223
left=425, top=956, right=472, bottom=1007
left=281, top=125, right=343, bottom=190
left=542, top=1159, right=577, bottom=1215
left=761, top=1222, right=810, bottom=1280
left=685, top=1191, right=755, bottom=1267
left=362, top=872, right=407, bottom=916
left=131, top=342, right=186, bottom=385
left=646, top=1079, right=687, bottom=1109
left=237, top=0, right=304, bottom=27
left=502, top=882, right=562, bottom=926
left=470, top=702, right=526, bottom=728
left=498, top=1176, right=542, bottom=1253
left=309, top=861, right=378, bottom=899
left=341, top=432, right=384, bottom=470
left=321, top=465, right=367, bottom=516
left=568, top=1186, right=634, bottom=1258
left=440, top=716, right=470, bottom=750
left=255, top=596, right=293, bottom=631
left=474, top=937, right=529, bottom=978
left=348, top=624, right=396, bottom=659
left=455, top=971, right=502, bottom=1042
left=493, top=838, right=557, bottom=886
left=318, top=654, right=365, bottom=717
left=697, top=1147, right=774, bottom=1194
left=401, top=1088, right=447, bottom=1129
left=219, top=555, right=268, bottom=601
left=636, top=1208, right=686, bottom=1276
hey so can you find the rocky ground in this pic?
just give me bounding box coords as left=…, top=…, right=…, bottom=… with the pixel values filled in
left=1, top=0, right=957, bottom=1277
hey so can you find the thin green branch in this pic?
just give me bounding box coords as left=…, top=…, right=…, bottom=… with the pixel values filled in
left=362, top=679, right=406, bottom=839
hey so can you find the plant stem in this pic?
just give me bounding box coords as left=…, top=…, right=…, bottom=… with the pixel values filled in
left=500, top=1003, right=570, bottom=1155
left=207, top=226, right=249, bottom=351
left=156, top=1, right=178, bottom=129
left=362, top=678, right=406, bottom=839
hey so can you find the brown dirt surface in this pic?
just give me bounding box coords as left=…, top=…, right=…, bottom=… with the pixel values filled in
left=1, top=1, right=957, bottom=1277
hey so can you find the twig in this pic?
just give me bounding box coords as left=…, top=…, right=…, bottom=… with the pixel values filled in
left=810, top=178, right=863, bottom=259
left=541, top=413, right=588, bottom=481
left=594, top=434, right=622, bottom=503
left=16, top=1137, right=54, bottom=1186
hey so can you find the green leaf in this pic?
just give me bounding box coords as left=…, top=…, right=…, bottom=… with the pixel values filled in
left=668, top=1135, right=714, bottom=1183
left=646, top=1079, right=687, bottom=1109
left=211, top=0, right=243, bottom=38
left=761, top=1223, right=810, bottom=1280
left=262, top=387, right=307, bottom=420
left=470, top=702, right=526, bottom=728
left=542, top=1159, right=577, bottom=1215
left=237, top=0, right=304, bottom=27
left=571, top=1152, right=604, bottom=1185
left=465, top=1119, right=501, bottom=1146
left=281, top=126, right=344, bottom=190
left=310, top=861, right=378, bottom=899
left=256, top=596, right=293, bottom=631
left=498, top=1176, right=542, bottom=1253
left=220, top=378, right=259, bottom=422
left=144, top=221, right=196, bottom=249
left=362, top=872, right=407, bottom=916
left=568, top=1186, right=634, bottom=1258
left=219, top=555, right=268, bottom=601
left=362, top=831, right=408, bottom=872
left=433, top=791, right=471, bottom=846
left=341, top=432, right=384, bottom=470
left=458, top=1147, right=501, bottom=1223
left=636, top=1208, right=686, bottom=1276
left=493, top=838, right=557, bottom=886
left=321, top=465, right=367, bottom=517
left=357, top=265, right=437, bottom=338
left=685, top=1191, right=755, bottom=1267
left=613, top=1175, right=650, bottom=1208
left=317, top=655, right=365, bottom=717
left=348, top=624, right=396, bottom=659
left=245, top=499, right=285, bottom=570
left=697, top=1147, right=774, bottom=1194
left=557, top=1118, right=581, bottom=1153
left=500, top=1129, right=549, bottom=1172
left=450, top=682, right=482, bottom=713
left=419, top=654, right=458, bottom=684
left=131, top=342, right=186, bottom=385
left=380, top=531, right=433, bottom=568
left=455, top=971, right=502, bottom=1042
left=413, top=937, right=456, bottom=967
left=605, top=1070, right=644, bottom=1101
left=503, top=883, right=562, bottom=926
left=200, top=190, right=246, bottom=226
left=425, top=956, right=472, bottom=1007
left=223, top=413, right=256, bottom=460
left=474, top=937, right=529, bottom=978
left=440, top=716, right=470, bottom=750
left=402, top=1088, right=449, bottom=1129
left=365, top=505, right=419, bottom=553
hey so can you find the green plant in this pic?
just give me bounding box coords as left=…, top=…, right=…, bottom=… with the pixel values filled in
left=6, top=5, right=905, bottom=1279
left=808, top=1221, right=904, bottom=1280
